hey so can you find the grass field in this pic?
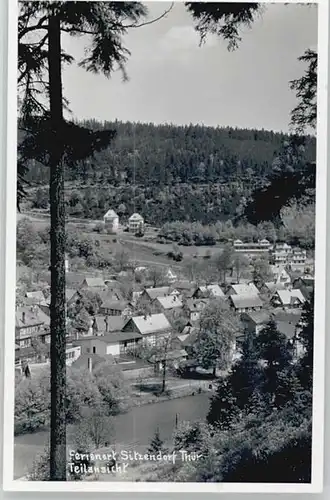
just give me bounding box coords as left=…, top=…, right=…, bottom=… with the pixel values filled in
left=18, top=211, right=225, bottom=273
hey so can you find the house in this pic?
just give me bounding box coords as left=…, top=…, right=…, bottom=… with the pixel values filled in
left=273, top=311, right=304, bottom=358
left=122, top=313, right=172, bottom=345
left=233, top=239, right=271, bottom=254
left=276, top=268, right=292, bottom=287
left=103, top=209, right=119, bottom=234
left=66, top=288, right=80, bottom=304
left=25, top=291, right=46, bottom=304
left=181, top=327, right=199, bottom=349
left=165, top=268, right=177, bottom=283
left=65, top=344, right=81, bottom=366
left=153, top=295, right=183, bottom=312
left=73, top=330, right=143, bottom=357
left=293, top=275, right=315, bottom=288
left=140, top=286, right=180, bottom=303
left=128, top=213, right=144, bottom=233
left=229, top=294, right=263, bottom=314
left=15, top=305, right=51, bottom=349
left=293, top=275, right=315, bottom=300
left=173, top=281, right=196, bottom=298
left=130, top=291, right=143, bottom=306
left=241, top=311, right=270, bottom=335
left=99, top=299, right=132, bottom=317
left=15, top=345, right=50, bottom=367
left=226, top=282, right=260, bottom=296
left=289, top=248, right=307, bottom=270
left=16, top=342, right=80, bottom=371
left=271, top=289, right=306, bottom=309
left=99, top=287, right=124, bottom=302
left=271, top=243, right=292, bottom=265
left=91, top=315, right=128, bottom=336
left=183, top=299, right=209, bottom=322
left=193, top=284, right=225, bottom=300
left=259, top=281, right=286, bottom=295
left=65, top=272, right=89, bottom=288
left=79, top=277, right=106, bottom=290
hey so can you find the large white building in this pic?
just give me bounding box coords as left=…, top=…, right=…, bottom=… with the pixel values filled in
left=271, top=244, right=307, bottom=269
left=128, top=213, right=144, bottom=233
left=103, top=209, right=119, bottom=234
left=233, top=239, right=272, bottom=255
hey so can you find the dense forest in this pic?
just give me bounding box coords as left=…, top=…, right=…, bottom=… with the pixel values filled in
left=21, top=120, right=316, bottom=226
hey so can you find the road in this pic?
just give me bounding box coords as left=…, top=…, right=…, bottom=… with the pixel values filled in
left=14, top=393, right=210, bottom=479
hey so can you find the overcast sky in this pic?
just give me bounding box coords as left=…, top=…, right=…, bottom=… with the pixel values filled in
left=62, top=2, right=318, bottom=133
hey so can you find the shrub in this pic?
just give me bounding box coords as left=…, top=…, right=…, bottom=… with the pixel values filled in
left=93, top=222, right=104, bottom=233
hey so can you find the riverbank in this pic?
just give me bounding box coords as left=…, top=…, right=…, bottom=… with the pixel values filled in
left=14, top=393, right=210, bottom=480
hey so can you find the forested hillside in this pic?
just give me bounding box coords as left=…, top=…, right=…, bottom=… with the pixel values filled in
left=21, top=120, right=316, bottom=225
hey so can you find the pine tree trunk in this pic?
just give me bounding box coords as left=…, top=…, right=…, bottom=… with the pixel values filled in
left=48, top=13, right=67, bottom=481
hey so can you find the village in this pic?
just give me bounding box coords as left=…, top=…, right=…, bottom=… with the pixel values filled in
left=15, top=207, right=314, bottom=395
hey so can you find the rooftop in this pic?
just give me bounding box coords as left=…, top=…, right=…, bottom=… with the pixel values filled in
left=100, top=300, right=129, bottom=311
left=129, top=213, right=144, bottom=221
left=81, top=277, right=106, bottom=288
left=230, top=294, right=264, bottom=309
left=74, top=330, right=142, bottom=344
left=185, top=298, right=209, bottom=313
left=197, top=284, right=225, bottom=298
left=93, top=315, right=128, bottom=333
left=104, top=209, right=118, bottom=219
left=230, top=283, right=260, bottom=296
left=143, top=286, right=179, bottom=300
left=25, top=291, right=45, bottom=302
left=273, top=310, right=302, bottom=325
left=66, top=288, right=78, bottom=302
left=275, top=321, right=298, bottom=339
left=102, top=331, right=143, bottom=343
left=275, top=289, right=306, bottom=306
left=241, top=311, right=270, bottom=325
left=15, top=305, right=50, bottom=329
left=173, top=280, right=196, bottom=291
left=263, top=282, right=286, bottom=292
left=155, top=295, right=183, bottom=310
left=127, top=313, right=171, bottom=335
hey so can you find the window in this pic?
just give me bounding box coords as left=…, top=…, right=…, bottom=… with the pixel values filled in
left=20, top=338, right=31, bottom=347
left=92, top=346, right=96, bottom=354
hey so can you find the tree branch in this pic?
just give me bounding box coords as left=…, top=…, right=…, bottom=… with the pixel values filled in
left=124, top=3, right=174, bottom=28
left=18, top=18, right=49, bottom=40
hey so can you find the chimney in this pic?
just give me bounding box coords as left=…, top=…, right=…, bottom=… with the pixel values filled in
left=22, top=311, right=26, bottom=324
left=87, top=357, right=92, bottom=373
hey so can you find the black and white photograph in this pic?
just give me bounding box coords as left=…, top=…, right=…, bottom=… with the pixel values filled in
left=2, top=0, right=328, bottom=493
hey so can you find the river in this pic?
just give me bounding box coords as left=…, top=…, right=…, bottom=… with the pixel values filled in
left=14, top=393, right=210, bottom=479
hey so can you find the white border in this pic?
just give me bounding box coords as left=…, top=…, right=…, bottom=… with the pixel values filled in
left=2, top=0, right=328, bottom=493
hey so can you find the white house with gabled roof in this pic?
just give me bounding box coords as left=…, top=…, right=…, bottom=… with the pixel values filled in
left=122, top=313, right=171, bottom=345
left=103, top=209, right=119, bottom=234
left=128, top=213, right=144, bottom=233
